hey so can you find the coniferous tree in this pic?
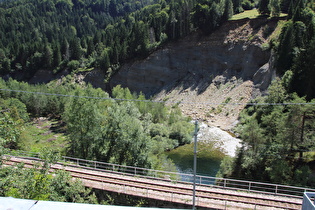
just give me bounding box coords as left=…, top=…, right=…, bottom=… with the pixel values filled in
left=222, top=0, right=233, bottom=22
left=99, top=49, right=110, bottom=72
left=281, top=0, right=291, bottom=13
left=61, top=38, right=70, bottom=61
left=86, top=38, right=95, bottom=57
left=52, top=43, right=62, bottom=68
left=258, top=0, right=271, bottom=15
left=69, top=38, right=82, bottom=61
left=232, top=0, right=244, bottom=13
left=269, top=0, right=281, bottom=16
left=1, top=59, right=11, bottom=74
left=43, top=44, right=53, bottom=69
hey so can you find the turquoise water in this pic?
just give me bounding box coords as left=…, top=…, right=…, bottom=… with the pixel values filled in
left=166, top=142, right=224, bottom=183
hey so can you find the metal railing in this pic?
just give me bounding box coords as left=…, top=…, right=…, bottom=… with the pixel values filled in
left=3, top=150, right=315, bottom=199
left=62, top=156, right=315, bottom=198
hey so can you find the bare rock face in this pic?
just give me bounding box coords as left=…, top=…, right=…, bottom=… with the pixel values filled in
left=110, top=18, right=281, bottom=130
left=110, top=41, right=271, bottom=97
left=110, top=18, right=277, bottom=98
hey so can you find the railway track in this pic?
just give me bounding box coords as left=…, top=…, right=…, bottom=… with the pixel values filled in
left=2, top=156, right=303, bottom=210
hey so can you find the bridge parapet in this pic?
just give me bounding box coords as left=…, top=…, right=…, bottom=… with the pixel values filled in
left=61, top=156, right=315, bottom=199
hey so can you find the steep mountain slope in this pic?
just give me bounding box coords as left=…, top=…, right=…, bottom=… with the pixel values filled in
left=110, top=17, right=283, bottom=130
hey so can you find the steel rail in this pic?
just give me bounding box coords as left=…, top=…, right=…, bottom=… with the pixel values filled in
left=60, top=162, right=302, bottom=206
left=68, top=171, right=300, bottom=210
left=61, top=155, right=315, bottom=199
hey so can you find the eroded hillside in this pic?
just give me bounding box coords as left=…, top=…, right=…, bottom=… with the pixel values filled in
left=110, top=17, right=284, bottom=130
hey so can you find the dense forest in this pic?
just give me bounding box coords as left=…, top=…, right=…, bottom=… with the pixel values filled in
left=0, top=0, right=269, bottom=81
left=0, top=0, right=315, bottom=204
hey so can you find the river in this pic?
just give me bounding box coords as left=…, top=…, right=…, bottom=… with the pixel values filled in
left=166, top=122, right=242, bottom=181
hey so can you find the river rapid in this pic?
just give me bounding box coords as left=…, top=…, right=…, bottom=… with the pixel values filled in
left=166, top=122, right=242, bottom=179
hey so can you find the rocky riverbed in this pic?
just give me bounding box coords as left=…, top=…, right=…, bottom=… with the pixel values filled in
left=197, top=122, right=242, bottom=157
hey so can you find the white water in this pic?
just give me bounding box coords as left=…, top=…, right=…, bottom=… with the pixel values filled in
left=197, top=122, right=242, bottom=157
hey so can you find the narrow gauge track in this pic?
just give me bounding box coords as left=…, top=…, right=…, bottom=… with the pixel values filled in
left=3, top=156, right=302, bottom=210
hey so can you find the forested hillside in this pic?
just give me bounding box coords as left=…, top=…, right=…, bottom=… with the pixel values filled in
left=0, top=0, right=237, bottom=81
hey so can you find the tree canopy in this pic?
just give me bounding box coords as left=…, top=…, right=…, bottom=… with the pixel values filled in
left=218, top=79, right=315, bottom=187
left=273, top=0, right=315, bottom=99
left=0, top=0, right=264, bottom=79
left=0, top=150, right=97, bottom=203
left=0, top=0, right=196, bottom=78
left=0, top=78, right=194, bottom=170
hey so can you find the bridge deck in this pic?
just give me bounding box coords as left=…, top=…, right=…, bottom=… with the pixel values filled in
left=3, top=156, right=303, bottom=210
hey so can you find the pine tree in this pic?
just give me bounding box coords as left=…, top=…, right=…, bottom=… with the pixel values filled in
left=258, top=0, right=271, bottom=15
left=1, top=58, right=11, bottom=74
left=99, top=49, right=110, bottom=72
left=43, top=44, right=53, bottom=69
left=61, top=38, right=70, bottom=61
left=69, top=38, right=82, bottom=61
left=222, top=0, right=233, bottom=22
left=269, top=0, right=281, bottom=16
left=232, top=0, right=243, bottom=13
left=86, top=38, right=95, bottom=56
left=52, top=44, right=61, bottom=68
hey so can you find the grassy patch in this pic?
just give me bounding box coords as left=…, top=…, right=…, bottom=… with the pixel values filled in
left=230, top=9, right=260, bottom=20
left=18, top=118, right=68, bottom=155
left=230, top=9, right=287, bottom=20
left=224, top=97, right=232, bottom=104
left=215, top=105, right=223, bottom=114
left=304, top=151, right=315, bottom=161
left=74, top=67, right=94, bottom=73
left=267, top=20, right=287, bottom=42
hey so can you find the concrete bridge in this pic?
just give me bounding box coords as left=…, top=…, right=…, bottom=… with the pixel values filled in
left=3, top=155, right=314, bottom=209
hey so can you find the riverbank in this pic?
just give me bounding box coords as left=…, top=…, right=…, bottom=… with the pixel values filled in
left=166, top=122, right=242, bottom=178
left=197, top=122, right=242, bottom=157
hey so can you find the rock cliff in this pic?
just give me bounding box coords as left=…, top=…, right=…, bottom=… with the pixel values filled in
left=110, top=18, right=281, bottom=130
